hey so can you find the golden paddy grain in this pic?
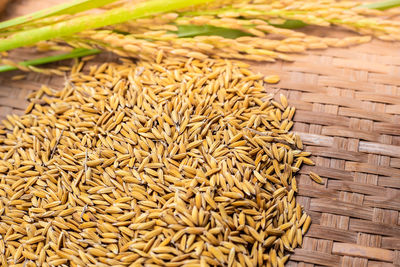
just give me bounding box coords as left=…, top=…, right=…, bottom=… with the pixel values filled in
left=0, top=56, right=317, bottom=266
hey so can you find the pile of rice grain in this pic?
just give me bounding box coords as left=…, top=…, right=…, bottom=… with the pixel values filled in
left=0, top=56, right=315, bottom=267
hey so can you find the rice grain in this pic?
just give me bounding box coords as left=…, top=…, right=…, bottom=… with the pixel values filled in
left=0, top=56, right=319, bottom=266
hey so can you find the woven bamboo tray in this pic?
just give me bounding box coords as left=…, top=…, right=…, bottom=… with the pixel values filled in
left=1, top=1, right=400, bottom=266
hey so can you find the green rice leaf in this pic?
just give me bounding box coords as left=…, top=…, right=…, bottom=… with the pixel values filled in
left=361, top=0, right=400, bottom=10
left=0, top=48, right=100, bottom=72
left=0, top=0, right=215, bottom=52
left=176, top=25, right=252, bottom=39
left=0, top=0, right=120, bottom=31
left=269, top=20, right=308, bottom=29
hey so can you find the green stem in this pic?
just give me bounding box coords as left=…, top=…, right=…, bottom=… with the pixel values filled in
left=0, top=48, right=100, bottom=72
left=0, top=0, right=120, bottom=31
left=361, top=0, right=400, bottom=10
left=0, top=0, right=214, bottom=52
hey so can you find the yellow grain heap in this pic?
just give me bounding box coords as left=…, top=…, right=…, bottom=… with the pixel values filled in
left=0, top=55, right=314, bottom=267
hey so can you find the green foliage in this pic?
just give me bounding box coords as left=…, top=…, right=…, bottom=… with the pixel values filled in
left=361, top=0, right=400, bottom=10
left=0, top=0, right=214, bottom=52
left=0, top=48, right=100, bottom=72
left=0, top=0, right=120, bottom=31
left=175, top=25, right=252, bottom=38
